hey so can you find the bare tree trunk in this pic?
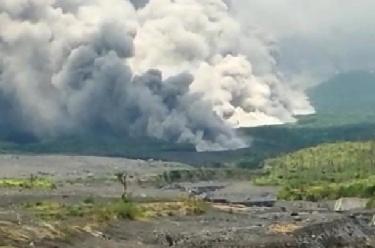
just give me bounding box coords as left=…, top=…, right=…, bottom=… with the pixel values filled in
left=116, top=172, right=128, bottom=200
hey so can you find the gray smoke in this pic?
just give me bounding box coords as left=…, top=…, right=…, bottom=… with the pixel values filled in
left=0, top=1, right=246, bottom=151
left=129, top=0, right=149, bottom=9
left=0, top=0, right=319, bottom=151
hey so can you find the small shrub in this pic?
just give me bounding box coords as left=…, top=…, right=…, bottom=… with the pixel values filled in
left=91, top=201, right=143, bottom=221
left=366, top=198, right=375, bottom=209
left=182, top=198, right=208, bottom=215
left=83, top=197, right=95, bottom=205
left=66, top=205, right=85, bottom=217
left=111, top=201, right=142, bottom=220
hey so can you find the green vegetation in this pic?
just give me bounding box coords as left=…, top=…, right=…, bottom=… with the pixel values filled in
left=24, top=197, right=207, bottom=222
left=255, top=141, right=375, bottom=201
left=0, top=176, right=56, bottom=190
left=301, top=71, right=375, bottom=128
left=235, top=122, right=375, bottom=168
left=308, top=71, right=375, bottom=116
left=14, top=198, right=207, bottom=246
left=232, top=71, right=375, bottom=168
left=0, top=134, right=194, bottom=158
left=0, top=72, right=373, bottom=169
left=367, top=198, right=375, bottom=209
left=25, top=199, right=144, bottom=222
left=1, top=115, right=375, bottom=169
left=153, top=168, right=257, bottom=186
left=182, top=197, right=208, bottom=215
left=294, top=113, right=375, bottom=128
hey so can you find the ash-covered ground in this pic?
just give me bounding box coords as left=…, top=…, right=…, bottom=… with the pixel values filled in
left=0, top=155, right=374, bottom=248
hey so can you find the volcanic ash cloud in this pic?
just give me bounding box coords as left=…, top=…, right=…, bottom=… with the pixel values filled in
left=0, top=0, right=314, bottom=151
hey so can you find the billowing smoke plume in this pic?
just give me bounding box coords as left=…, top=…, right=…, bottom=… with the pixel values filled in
left=130, top=0, right=314, bottom=127
left=0, top=0, right=314, bottom=151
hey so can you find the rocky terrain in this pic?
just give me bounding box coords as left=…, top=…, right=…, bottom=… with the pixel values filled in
left=0, top=154, right=374, bottom=248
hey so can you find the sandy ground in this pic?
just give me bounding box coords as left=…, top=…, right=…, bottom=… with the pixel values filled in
left=0, top=154, right=190, bottom=179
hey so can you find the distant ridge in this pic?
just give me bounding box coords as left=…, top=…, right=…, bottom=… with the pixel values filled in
left=308, top=71, right=375, bottom=113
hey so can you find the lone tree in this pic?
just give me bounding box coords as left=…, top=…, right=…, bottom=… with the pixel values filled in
left=116, top=172, right=129, bottom=200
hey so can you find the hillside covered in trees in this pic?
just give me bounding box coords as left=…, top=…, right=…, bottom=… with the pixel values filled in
left=256, top=141, right=375, bottom=201
left=304, top=71, right=375, bottom=127
left=308, top=71, right=375, bottom=114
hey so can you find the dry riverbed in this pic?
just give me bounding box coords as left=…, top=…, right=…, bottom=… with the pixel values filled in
left=0, top=154, right=374, bottom=247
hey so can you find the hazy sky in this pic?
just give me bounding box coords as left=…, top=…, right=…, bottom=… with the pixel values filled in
left=230, top=0, right=375, bottom=84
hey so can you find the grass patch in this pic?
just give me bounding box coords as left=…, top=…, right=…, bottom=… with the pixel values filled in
left=24, top=199, right=144, bottom=222
left=8, top=198, right=208, bottom=247
left=140, top=198, right=208, bottom=218
left=183, top=197, right=208, bottom=215
left=24, top=197, right=207, bottom=222
left=277, top=177, right=375, bottom=201
left=366, top=198, right=375, bottom=209
left=0, top=176, right=56, bottom=190
left=93, top=200, right=143, bottom=221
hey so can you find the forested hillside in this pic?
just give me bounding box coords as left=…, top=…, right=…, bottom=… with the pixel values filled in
left=308, top=71, right=375, bottom=113
left=256, top=141, right=375, bottom=201
left=304, top=71, right=375, bottom=127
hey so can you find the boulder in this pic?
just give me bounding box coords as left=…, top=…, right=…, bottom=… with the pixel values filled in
left=334, top=198, right=369, bottom=212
